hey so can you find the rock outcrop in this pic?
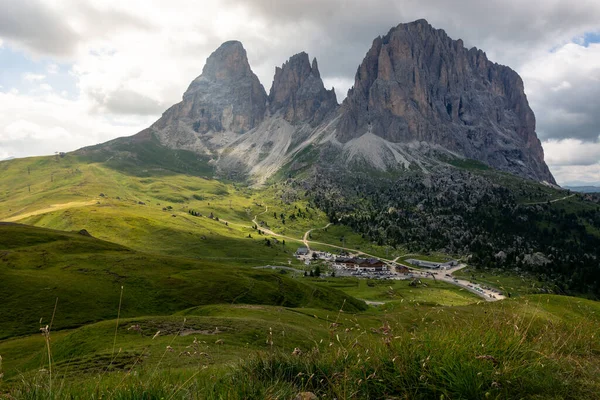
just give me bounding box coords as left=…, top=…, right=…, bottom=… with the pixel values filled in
left=269, top=52, right=338, bottom=125
left=154, top=40, right=267, bottom=135
left=338, top=19, right=555, bottom=183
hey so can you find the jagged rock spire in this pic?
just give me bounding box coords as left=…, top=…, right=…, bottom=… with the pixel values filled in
left=269, top=52, right=338, bottom=125
left=156, top=40, right=267, bottom=135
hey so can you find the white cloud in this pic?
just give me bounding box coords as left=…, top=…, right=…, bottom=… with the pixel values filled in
left=22, top=73, right=46, bottom=82
left=543, top=139, right=600, bottom=185
left=522, top=42, right=600, bottom=142
left=549, top=165, right=600, bottom=186
left=47, top=63, right=59, bottom=74
left=544, top=139, right=600, bottom=166
left=322, top=77, right=354, bottom=101
left=0, top=89, right=154, bottom=159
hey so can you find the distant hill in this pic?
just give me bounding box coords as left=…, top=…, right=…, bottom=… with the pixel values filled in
left=565, top=185, right=600, bottom=193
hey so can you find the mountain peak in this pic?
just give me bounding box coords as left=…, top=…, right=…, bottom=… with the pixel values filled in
left=154, top=40, right=267, bottom=136
left=311, top=57, right=321, bottom=78
left=268, top=52, right=337, bottom=125
left=338, top=20, right=555, bottom=183
left=202, top=40, right=250, bottom=80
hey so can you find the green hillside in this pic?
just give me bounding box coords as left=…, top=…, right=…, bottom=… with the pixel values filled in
left=1, top=292, right=598, bottom=399
left=0, top=223, right=365, bottom=339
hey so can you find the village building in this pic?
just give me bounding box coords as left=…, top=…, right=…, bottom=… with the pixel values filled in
left=295, top=247, right=309, bottom=256
left=333, top=257, right=388, bottom=272
left=394, top=264, right=410, bottom=274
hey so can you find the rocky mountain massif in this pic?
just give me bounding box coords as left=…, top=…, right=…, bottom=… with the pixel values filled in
left=78, top=19, right=555, bottom=184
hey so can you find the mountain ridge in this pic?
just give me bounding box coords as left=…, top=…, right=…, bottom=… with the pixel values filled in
left=75, top=19, right=556, bottom=185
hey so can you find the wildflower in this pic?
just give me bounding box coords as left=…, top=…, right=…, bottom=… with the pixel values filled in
left=40, top=325, right=49, bottom=337
left=292, top=347, right=302, bottom=356
left=152, top=331, right=161, bottom=340
left=166, top=345, right=174, bottom=352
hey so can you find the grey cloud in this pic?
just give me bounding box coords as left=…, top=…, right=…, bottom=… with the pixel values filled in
left=74, top=3, right=155, bottom=39
left=0, top=0, right=80, bottom=56
left=224, top=0, right=600, bottom=68
left=0, top=0, right=155, bottom=58
left=90, top=88, right=165, bottom=116
left=531, top=68, right=600, bottom=142
left=217, top=0, right=600, bottom=102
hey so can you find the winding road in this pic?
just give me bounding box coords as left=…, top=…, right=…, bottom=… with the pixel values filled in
left=252, top=206, right=504, bottom=302
left=523, top=193, right=576, bottom=206
left=302, top=223, right=333, bottom=250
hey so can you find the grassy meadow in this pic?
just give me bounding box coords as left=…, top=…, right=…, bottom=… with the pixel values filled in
left=1, top=154, right=600, bottom=398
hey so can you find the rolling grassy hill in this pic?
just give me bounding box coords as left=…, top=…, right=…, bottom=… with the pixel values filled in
left=0, top=154, right=335, bottom=263
left=0, top=223, right=366, bottom=340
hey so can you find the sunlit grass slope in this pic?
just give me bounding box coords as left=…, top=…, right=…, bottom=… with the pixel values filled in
left=0, top=155, right=331, bottom=262
left=1, top=295, right=599, bottom=399
left=0, top=223, right=366, bottom=340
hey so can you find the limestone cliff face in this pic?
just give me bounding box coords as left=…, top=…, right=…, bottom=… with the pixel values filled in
left=154, top=41, right=267, bottom=135
left=338, top=19, right=555, bottom=183
left=268, top=52, right=338, bottom=125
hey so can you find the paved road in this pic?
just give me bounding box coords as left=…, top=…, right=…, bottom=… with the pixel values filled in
left=401, top=263, right=505, bottom=302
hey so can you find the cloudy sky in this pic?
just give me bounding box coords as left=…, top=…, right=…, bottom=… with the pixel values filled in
left=0, top=0, right=599, bottom=186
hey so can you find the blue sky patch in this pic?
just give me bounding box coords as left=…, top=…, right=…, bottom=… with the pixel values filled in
left=0, top=46, right=77, bottom=97
left=582, top=32, right=600, bottom=47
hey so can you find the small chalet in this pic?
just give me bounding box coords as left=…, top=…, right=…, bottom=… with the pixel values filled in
left=333, top=257, right=387, bottom=272
left=295, top=247, right=310, bottom=256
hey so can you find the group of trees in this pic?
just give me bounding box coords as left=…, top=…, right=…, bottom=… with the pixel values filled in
left=304, top=168, right=600, bottom=298
left=304, top=266, right=322, bottom=277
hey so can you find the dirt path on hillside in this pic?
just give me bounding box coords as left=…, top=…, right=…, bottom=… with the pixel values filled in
left=2, top=200, right=98, bottom=222
left=303, top=223, right=333, bottom=250
left=523, top=194, right=575, bottom=206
